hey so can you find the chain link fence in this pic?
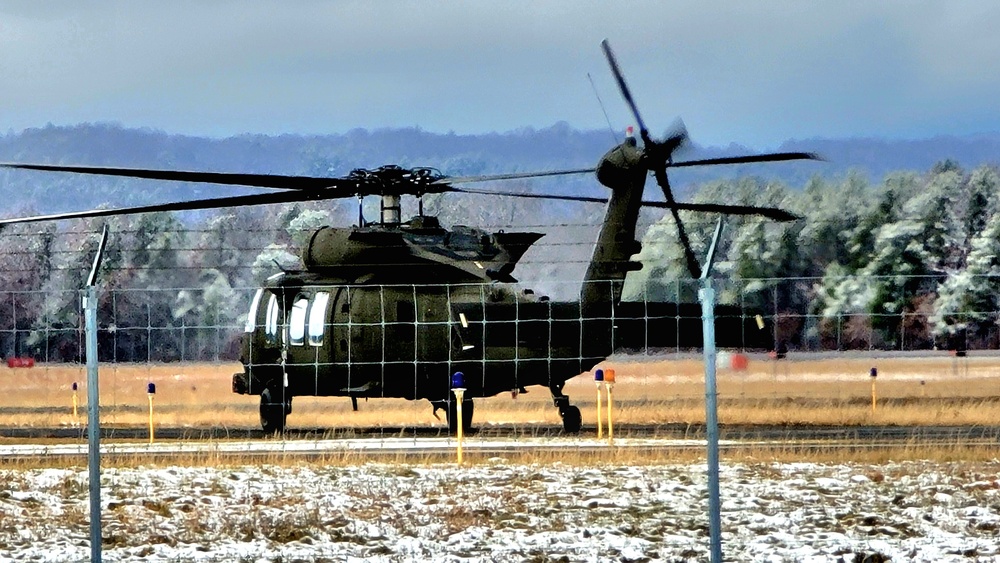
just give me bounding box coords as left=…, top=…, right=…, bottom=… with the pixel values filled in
left=0, top=275, right=994, bottom=364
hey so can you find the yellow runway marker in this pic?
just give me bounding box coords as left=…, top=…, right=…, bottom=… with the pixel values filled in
left=595, top=369, right=604, bottom=439
left=605, top=369, right=616, bottom=445
left=147, top=382, right=156, bottom=444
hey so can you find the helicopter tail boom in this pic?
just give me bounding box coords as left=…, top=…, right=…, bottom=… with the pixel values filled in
left=581, top=139, right=647, bottom=309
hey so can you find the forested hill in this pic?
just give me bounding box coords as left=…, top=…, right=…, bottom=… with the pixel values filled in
left=1, top=123, right=1000, bottom=360
left=2, top=123, right=999, bottom=214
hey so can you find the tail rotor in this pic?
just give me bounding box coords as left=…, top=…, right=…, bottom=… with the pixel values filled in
left=600, top=39, right=820, bottom=278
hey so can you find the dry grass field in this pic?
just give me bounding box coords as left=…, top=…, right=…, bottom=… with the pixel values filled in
left=0, top=353, right=998, bottom=430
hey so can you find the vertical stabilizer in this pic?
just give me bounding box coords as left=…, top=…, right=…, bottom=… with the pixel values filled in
left=581, top=140, right=647, bottom=309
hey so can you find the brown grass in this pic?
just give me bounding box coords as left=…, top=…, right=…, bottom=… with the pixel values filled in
left=2, top=440, right=998, bottom=471
left=0, top=354, right=998, bottom=430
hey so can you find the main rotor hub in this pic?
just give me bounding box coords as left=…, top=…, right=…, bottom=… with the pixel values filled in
left=348, top=165, right=447, bottom=197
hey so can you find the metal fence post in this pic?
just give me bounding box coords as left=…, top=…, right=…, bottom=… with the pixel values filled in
left=84, top=225, right=109, bottom=563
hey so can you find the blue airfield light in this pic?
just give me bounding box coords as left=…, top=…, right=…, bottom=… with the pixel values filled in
left=594, top=368, right=604, bottom=382
left=451, top=371, right=465, bottom=389
left=72, top=382, right=78, bottom=392
left=147, top=382, right=156, bottom=394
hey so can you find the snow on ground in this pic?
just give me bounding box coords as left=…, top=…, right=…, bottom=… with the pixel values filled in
left=1, top=460, right=998, bottom=562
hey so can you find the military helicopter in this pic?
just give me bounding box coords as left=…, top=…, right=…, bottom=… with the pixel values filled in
left=0, top=41, right=818, bottom=434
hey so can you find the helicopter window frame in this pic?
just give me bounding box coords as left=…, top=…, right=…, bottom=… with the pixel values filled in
left=308, top=292, right=330, bottom=347
left=289, top=296, right=309, bottom=346
left=244, top=288, right=264, bottom=333
left=264, top=293, right=279, bottom=344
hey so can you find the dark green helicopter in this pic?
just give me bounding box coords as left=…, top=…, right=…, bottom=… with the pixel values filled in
left=0, top=41, right=818, bottom=434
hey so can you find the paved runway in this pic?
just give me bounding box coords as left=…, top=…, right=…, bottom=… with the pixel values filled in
left=1, top=423, right=996, bottom=461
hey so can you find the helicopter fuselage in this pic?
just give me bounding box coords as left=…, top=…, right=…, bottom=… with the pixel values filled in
left=232, top=275, right=608, bottom=403
left=231, top=272, right=769, bottom=406
left=229, top=138, right=777, bottom=433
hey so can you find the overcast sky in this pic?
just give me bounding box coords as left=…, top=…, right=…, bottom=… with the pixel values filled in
left=2, top=1, right=999, bottom=149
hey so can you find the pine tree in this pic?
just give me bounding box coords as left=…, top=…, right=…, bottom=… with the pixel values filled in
left=932, top=209, right=1000, bottom=341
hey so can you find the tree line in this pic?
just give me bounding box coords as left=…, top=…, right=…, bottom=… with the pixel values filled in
left=625, top=160, right=1000, bottom=351
left=2, top=158, right=999, bottom=361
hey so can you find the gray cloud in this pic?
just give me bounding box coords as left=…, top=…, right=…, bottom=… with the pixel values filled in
left=2, top=1, right=998, bottom=148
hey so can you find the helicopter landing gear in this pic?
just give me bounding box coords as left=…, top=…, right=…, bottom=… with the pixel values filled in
left=446, top=397, right=474, bottom=436
left=260, top=386, right=290, bottom=434
left=551, top=382, right=582, bottom=433
left=561, top=405, right=582, bottom=434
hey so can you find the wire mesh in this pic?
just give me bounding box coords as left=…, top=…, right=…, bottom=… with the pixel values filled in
left=1, top=274, right=995, bottom=365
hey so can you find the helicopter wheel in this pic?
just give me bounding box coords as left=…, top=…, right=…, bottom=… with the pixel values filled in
left=561, top=405, right=582, bottom=434
left=447, top=397, right=474, bottom=436
left=260, top=386, right=289, bottom=434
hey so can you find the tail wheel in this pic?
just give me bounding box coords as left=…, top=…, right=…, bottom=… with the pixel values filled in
left=447, top=397, right=474, bottom=436
left=561, top=405, right=582, bottom=434
left=260, top=386, right=288, bottom=434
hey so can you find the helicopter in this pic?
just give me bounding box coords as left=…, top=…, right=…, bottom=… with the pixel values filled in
left=0, top=40, right=819, bottom=434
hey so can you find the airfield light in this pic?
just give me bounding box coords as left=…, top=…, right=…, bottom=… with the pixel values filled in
left=71, top=382, right=78, bottom=421
left=869, top=367, right=877, bottom=414
left=147, top=382, right=156, bottom=444
left=452, top=372, right=466, bottom=464
left=604, top=369, right=616, bottom=445
left=594, top=369, right=604, bottom=439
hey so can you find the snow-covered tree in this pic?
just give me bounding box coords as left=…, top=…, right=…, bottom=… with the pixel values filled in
left=931, top=209, right=1000, bottom=339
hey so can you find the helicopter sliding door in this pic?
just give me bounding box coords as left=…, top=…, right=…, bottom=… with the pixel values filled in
left=296, top=283, right=452, bottom=402
left=378, top=285, right=451, bottom=401
left=336, top=285, right=386, bottom=398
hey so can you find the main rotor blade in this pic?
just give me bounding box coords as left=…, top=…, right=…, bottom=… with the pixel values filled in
left=432, top=168, right=596, bottom=185
left=651, top=164, right=702, bottom=278
left=672, top=202, right=800, bottom=222
left=0, top=163, right=347, bottom=190
left=0, top=189, right=336, bottom=226
left=668, top=152, right=821, bottom=168
left=601, top=39, right=652, bottom=146
left=444, top=186, right=800, bottom=221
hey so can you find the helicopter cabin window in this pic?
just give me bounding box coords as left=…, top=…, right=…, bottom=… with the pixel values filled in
left=244, top=288, right=264, bottom=333
left=264, top=294, right=279, bottom=344
left=308, top=292, right=330, bottom=346
left=288, top=296, right=309, bottom=346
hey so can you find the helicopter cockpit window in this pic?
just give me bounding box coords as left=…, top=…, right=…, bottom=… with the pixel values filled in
left=308, top=292, right=330, bottom=346
left=289, top=296, right=309, bottom=346
left=244, top=288, right=264, bottom=333
left=264, top=294, right=279, bottom=344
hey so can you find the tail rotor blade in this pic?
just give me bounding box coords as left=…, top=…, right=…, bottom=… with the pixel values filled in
left=652, top=164, right=702, bottom=278
left=601, top=39, right=652, bottom=147
left=661, top=118, right=689, bottom=158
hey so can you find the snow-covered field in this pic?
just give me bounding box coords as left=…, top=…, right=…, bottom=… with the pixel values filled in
left=1, top=460, right=998, bottom=562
